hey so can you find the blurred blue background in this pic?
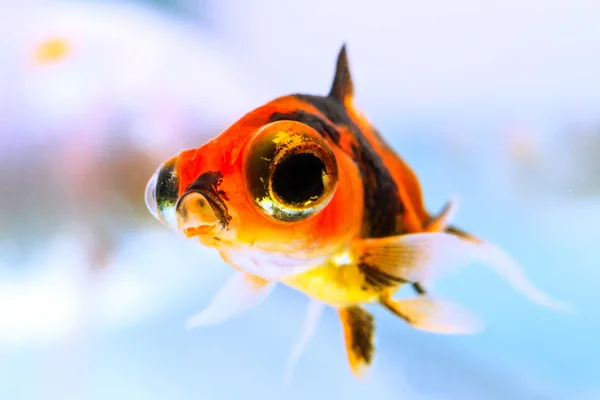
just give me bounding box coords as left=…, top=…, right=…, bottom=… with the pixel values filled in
left=1, top=1, right=599, bottom=399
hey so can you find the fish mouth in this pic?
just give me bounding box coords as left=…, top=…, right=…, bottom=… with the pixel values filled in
left=182, top=222, right=217, bottom=237
left=175, top=189, right=230, bottom=239
left=194, top=188, right=230, bottom=229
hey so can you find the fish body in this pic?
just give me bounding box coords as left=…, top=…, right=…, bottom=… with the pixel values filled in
left=145, top=45, right=569, bottom=379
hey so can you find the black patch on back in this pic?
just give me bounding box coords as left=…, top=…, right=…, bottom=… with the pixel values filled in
left=295, top=95, right=351, bottom=126
left=293, top=94, right=405, bottom=238
left=180, top=171, right=231, bottom=228
left=269, top=110, right=340, bottom=144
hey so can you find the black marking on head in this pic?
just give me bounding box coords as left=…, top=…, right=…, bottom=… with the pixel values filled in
left=345, top=306, right=374, bottom=365
left=186, top=171, right=228, bottom=199
left=328, top=44, right=354, bottom=102
left=182, top=171, right=231, bottom=228
left=269, top=111, right=340, bottom=144
left=294, top=94, right=405, bottom=238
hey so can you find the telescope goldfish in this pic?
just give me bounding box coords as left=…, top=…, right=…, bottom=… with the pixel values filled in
left=145, top=44, right=569, bottom=381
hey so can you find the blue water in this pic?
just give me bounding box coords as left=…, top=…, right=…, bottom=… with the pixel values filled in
left=2, top=1, right=600, bottom=397
left=2, top=122, right=597, bottom=400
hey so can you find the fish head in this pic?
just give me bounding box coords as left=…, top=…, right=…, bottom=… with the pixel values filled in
left=145, top=103, right=363, bottom=258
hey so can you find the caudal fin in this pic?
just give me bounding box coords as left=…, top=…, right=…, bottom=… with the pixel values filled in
left=446, top=225, right=572, bottom=312
left=354, top=229, right=571, bottom=312
left=446, top=224, right=481, bottom=243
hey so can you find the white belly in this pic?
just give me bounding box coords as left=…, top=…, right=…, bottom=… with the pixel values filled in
left=224, top=248, right=327, bottom=280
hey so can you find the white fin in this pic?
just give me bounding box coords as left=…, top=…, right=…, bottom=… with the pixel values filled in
left=185, top=272, right=275, bottom=329
left=424, top=195, right=459, bottom=232
left=391, top=233, right=572, bottom=312
left=283, top=300, right=325, bottom=386
left=383, top=296, right=483, bottom=334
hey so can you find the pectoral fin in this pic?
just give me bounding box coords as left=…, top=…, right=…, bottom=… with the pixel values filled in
left=380, top=294, right=483, bottom=334
left=185, top=271, right=275, bottom=329
left=353, top=232, right=571, bottom=311
left=339, top=306, right=375, bottom=378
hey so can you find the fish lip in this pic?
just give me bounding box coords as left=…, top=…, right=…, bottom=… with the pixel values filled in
left=182, top=222, right=218, bottom=238
left=176, top=188, right=230, bottom=231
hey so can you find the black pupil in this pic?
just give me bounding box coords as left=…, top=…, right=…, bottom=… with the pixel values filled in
left=272, top=153, right=325, bottom=205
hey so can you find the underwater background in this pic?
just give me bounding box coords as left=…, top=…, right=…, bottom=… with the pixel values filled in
left=1, top=1, right=599, bottom=399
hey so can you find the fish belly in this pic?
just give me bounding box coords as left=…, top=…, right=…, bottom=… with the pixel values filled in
left=281, top=263, right=380, bottom=308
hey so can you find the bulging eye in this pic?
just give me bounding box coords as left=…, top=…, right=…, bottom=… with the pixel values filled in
left=145, top=157, right=180, bottom=229
left=243, top=121, right=338, bottom=222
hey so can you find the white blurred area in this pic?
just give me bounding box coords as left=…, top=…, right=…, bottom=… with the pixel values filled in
left=218, top=0, right=600, bottom=201
left=0, top=231, right=218, bottom=344
left=0, top=0, right=271, bottom=346
left=0, top=1, right=599, bottom=399
left=219, top=0, right=600, bottom=119
left=1, top=0, right=267, bottom=150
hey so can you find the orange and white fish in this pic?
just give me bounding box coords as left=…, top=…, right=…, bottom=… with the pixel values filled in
left=145, top=44, right=570, bottom=381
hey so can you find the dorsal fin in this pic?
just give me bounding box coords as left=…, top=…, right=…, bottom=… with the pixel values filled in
left=328, top=43, right=354, bottom=103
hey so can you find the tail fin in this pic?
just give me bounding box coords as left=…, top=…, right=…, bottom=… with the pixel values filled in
left=422, top=198, right=571, bottom=312
left=446, top=225, right=572, bottom=311
left=446, top=225, right=482, bottom=243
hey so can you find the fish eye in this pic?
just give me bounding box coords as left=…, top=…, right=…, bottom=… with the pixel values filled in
left=145, top=169, right=160, bottom=220
left=243, top=121, right=338, bottom=222
left=145, top=158, right=180, bottom=229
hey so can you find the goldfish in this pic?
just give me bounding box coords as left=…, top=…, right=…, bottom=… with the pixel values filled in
left=144, top=44, right=570, bottom=381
